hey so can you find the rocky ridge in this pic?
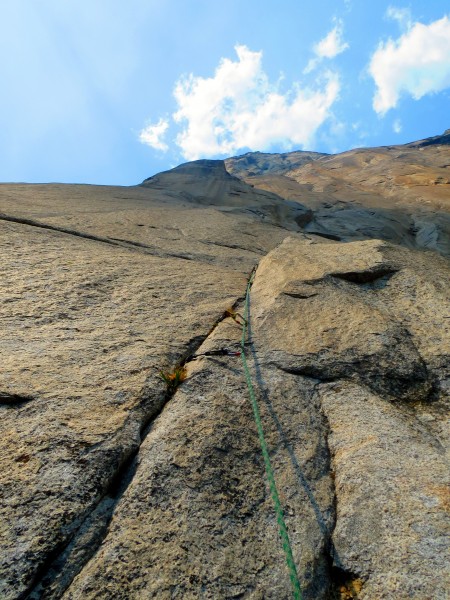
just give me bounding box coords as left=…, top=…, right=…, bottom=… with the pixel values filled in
left=226, top=130, right=450, bottom=257
left=0, top=132, right=449, bottom=599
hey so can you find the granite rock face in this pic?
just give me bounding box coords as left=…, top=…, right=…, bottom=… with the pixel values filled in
left=0, top=135, right=449, bottom=599
left=226, top=130, right=450, bottom=256
left=250, top=237, right=449, bottom=598
left=224, top=150, right=327, bottom=178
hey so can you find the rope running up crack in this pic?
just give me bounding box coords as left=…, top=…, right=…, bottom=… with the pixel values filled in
left=240, top=269, right=303, bottom=600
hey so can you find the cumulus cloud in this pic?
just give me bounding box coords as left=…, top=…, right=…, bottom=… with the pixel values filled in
left=386, top=6, right=412, bottom=30
left=139, top=118, right=169, bottom=151
left=305, top=20, right=349, bottom=73
left=314, top=20, right=349, bottom=59
left=369, top=15, right=450, bottom=115
left=141, top=45, right=340, bottom=160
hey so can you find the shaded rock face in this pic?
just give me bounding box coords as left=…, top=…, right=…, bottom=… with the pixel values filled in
left=226, top=130, right=450, bottom=257
left=225, top=150, right=328, bottom=178
left=0, top=134, right=449, bottom=599
left=140, top=158, right=312, bottom=231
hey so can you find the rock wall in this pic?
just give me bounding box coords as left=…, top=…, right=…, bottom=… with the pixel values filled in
left=60, top=239, right=449, bottom=599
left=1, top=138, right=449, bottom=599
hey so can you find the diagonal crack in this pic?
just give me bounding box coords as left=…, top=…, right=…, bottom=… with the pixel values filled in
left=0, top=213, right=127, bottom=249
left=0, top=213, right=201, bottom=262
left=22, top=289, right=250, bottom=599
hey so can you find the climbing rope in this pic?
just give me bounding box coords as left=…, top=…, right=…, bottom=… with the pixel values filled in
left=240, top=269, right=303, bottom=600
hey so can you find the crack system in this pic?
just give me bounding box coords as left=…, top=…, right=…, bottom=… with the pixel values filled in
left=0, top=213, right=206, bottom=263
left=23, top=290, right=249, bottom=599
left=11, top=253, right=437, bottom=599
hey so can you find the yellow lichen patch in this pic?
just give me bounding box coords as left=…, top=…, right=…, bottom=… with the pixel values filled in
left=426, top=484, right=450, bottom=511
left=335, top=577, right=364, bottom=599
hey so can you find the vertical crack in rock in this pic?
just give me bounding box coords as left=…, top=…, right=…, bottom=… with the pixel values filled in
left=265, top=368, right=365, bottom=599
left=318, top=378, right=450, bottom=598
left=317, top=384, right=365, bottom=600
left=23, top=296, right=247, bottom=600
left=246, top=309, right=336, bottom=598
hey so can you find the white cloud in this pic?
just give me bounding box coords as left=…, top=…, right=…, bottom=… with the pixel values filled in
left=142, top=45, right=340, bottom=160
left=386, top=6, right=412, bottom=30
left=305, top=20, right=349, bottom=73
left=315, top=20, right=349, bottom=59
left=139, top=118, right=169, bottom=151
left=369, top=15, right=450, bottom=115
left=393, top=118, right=402, bottom=133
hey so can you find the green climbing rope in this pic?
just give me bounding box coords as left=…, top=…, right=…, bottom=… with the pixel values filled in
left=240, top=270, right=303, bottom=600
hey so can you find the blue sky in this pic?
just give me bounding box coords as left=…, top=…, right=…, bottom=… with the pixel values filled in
left=0, top=1, right=449, bottom=185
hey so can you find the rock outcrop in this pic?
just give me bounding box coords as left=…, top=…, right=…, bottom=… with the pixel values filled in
left=0, top=133, right=449, bottom=599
